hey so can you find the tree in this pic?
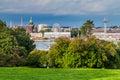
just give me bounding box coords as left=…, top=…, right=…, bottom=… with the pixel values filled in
left=71, top=29, right=80, bottom=38
left=81, top=20, right=94, bottom=37
left=62, top=36, right=120, bottom=68
left=63, top=38, right=84, bottom=68
left=0, top=20, right=18, bottom=54
left=10, top=27, right=35, bottom=54
left=47, top=37, right=70, bottom=68
left=0, top=20, right=24, bottom=66
left=26, top=50, right=48, bottom=67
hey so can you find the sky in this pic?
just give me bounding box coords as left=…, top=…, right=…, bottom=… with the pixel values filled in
left=0, top=0, right=120, bottom=27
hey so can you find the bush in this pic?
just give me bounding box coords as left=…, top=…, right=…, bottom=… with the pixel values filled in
left=0, top=53, right=24, bottom=67
left=26, top=50, right=48, bottom=67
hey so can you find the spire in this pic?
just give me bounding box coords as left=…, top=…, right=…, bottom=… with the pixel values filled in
left=30, top=17, right=33, bottom=23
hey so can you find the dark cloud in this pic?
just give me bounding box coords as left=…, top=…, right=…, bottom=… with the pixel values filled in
left=0, top=0, right=120, bottom=15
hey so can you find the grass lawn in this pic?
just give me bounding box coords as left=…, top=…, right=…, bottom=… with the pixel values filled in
left=0, top=67, right=120, bottom=80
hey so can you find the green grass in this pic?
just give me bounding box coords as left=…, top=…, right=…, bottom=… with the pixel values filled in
left=0, top=67, right=120, bottom=80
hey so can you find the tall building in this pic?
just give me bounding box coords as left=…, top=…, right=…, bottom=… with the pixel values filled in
left=26, top=17, right=37, bottom=33
left=103, top=18, right=108, bottom=33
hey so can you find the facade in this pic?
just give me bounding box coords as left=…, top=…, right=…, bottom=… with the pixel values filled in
left=92, top=27, right=120, bottom=42
left=60, top=27, right=71, bottom=32
left=93, top=33, right=120, bottom=42
left=38, top=24, right=48, bottom=32
left=30, top=32, right=71, bottom=40
left=38, top=23, right=71, bottom=32
left=29, top=23, right=71, bottom=40
left=12, top=25, right=23, bottom=29
left=44, top=32, right=71, bottom=39
left=30, top=33, right=42, bottom=38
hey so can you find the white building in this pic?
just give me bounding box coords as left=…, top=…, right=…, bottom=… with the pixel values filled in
left=52, top=23, right=60, bottom=32
left=44, top=32, right=71, bottom=39
left=38, top=24, right=48, bottom=32
left=93, top=33, right=120, bottom=42
left=30, top=33, right=42, bottom=39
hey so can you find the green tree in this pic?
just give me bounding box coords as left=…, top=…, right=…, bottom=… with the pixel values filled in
left=26, top=50, right=48, bottom=67
left=81, top=20, right=94, bottom=37
left=0, top=20, right=24, bottom=66
left=103, top=41, right=120, bottom=69
left=10, top=27, right=35, bottom=55
left=63, top=38, right=84, bottom=68
left=71, top=29, right=80, bottom=38
left=47, top=37, right=70, bottom=68
left=62, top=36, right=120, bottom=68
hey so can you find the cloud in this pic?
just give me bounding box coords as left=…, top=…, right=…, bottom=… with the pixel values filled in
left=0, top=0, right=120, bottom=15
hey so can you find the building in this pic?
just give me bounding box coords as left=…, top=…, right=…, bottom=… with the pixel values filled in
left=60, top=26, right=71, bottom=32
left=29, top=23, right=71, bottom=40
left=12, top=25, right=23, bottom=29
left=38, top=23, right=71, bottom=32
left=26, top=17, right=37, bottom=33
left=30, top=33, right=42, bottom=41
left=92, top=18, right=120, bottom=42
left=38, top=24, right=48, bottom=32
left=44, top=32, right=71, bottom=39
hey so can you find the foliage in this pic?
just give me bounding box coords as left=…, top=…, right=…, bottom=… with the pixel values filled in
left=47, top=37, right=70, bottom=68
left=0, top=19, right=35, bottom=67
left=0, top=20, right=26, bottom=66
left=71, top=29, right=80, bottom=37
left=0, top=53, right=24, bottom=67
left=47, top=36, right=120, bottom=69
left=63, top=38, right=85, bottom=68
left=80, top=20, right=94, bottom=37
left=10, top=27, right=35, bottom=54
left=26, top=50, right=48, bottom=67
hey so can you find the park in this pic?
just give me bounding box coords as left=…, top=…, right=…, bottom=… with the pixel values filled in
left=0, top=67, right=120, bottom=80
left=0, top=19, right=120, bottom=80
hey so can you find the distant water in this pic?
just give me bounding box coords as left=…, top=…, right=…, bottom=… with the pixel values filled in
left=0, top=13, right=120, bottom=27
left=35, top=41, right=54, bottom=50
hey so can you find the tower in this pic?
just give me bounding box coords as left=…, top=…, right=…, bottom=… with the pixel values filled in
left=103, top=18, right=108, bottom=33
left=29, top=17, right=33, bottom=24
left=26, top=17, right=37, bottom=33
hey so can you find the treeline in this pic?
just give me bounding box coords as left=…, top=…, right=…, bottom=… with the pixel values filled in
left=28, top=37, right=120, bottom=69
